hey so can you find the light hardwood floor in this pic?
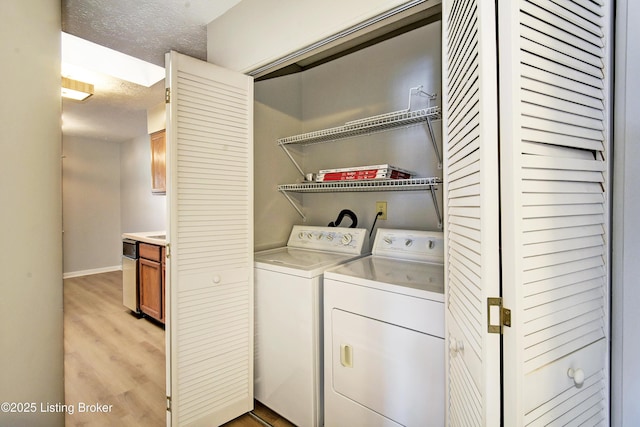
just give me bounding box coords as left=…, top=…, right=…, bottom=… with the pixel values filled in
left=64, top=271, right=166, bottom=426
left=64, top=271, right=294, bottom=427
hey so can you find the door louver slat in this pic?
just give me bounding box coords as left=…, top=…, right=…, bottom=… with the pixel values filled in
left=501, top=1, right=610, bottom=425
left=521, top=26, right=603, bottom=69
left=525, top=0, right=603, bottom=36
left=168, top=52, right=253, bottom=426
left=520, top=38, right=603, bottom=79
left=521, top=104, right=603, bottom=132
left=521, top=3, right=603, bottom=44
left=521, top=77, right=604, bottom=111
left=446, top=1, right=483, bottom=424
left=520, top=13, right=602, bottom=57
left=525, top=370, right=606, bottom=426
left=444, top=0, right=501, bottom=425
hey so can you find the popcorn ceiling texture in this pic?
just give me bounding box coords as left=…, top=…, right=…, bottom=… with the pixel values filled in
left=62, top=0, right=234, bottom=66
left=60, top=0, right=241, bottom=142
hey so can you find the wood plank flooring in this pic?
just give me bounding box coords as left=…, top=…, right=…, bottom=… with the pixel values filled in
left=64, top=271, right=294, bottom=427
left=64, top=271, right=166, bottom=427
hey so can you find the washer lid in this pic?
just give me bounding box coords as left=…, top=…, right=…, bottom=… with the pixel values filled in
left=255, top=247, right=364, bottom=276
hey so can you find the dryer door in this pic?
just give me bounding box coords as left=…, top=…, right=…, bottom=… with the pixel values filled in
left=330, top=308, right=444, bottom=427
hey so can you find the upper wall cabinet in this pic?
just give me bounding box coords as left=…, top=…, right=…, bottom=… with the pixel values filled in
left=150, top=129, right=166, bottom=194
left=207, top=0, right=441, bottom=76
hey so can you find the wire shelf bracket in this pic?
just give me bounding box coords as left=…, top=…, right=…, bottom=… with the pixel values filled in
left=278, top=177, right=443, bottom=228
left=277, top=87, right=442, bottom=179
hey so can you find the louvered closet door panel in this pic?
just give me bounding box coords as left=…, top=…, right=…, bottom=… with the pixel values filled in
left=166, top=51, right=254, bottom=427
left=499, top=1, right=611, bottom=426
left=443, top=1, right=501, bottom=426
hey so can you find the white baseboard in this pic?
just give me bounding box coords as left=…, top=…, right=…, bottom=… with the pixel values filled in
left=63, top=265, right=122, bottom=279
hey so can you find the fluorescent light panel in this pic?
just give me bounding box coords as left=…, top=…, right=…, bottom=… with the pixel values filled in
left=61, top=77, right=94, bottom=100
left=61, top=32, right=165, bottom=87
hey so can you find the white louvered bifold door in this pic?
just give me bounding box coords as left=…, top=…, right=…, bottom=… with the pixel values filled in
left=165, top=51, right=254, bottom=427
left=498, top=1, right=612, bottom=426
left=442, top=1, right=501, bottom=426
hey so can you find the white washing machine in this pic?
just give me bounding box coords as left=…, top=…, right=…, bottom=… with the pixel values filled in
left=323, top=228, right=445, bottom=427
left=254, top=225, right=368, bottom=427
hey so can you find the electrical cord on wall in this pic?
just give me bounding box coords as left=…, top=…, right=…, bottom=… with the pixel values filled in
left=369, top=211, right=384, bottom=239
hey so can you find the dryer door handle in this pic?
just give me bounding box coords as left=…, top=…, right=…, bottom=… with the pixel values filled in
left=340, top=344, right=353, bottom=368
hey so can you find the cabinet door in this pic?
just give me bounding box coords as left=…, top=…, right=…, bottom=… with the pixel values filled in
left=150, top=129, right=166, bottom=194
left=442, top=0, right=501, bottom=425
left=161, top=246, right=166, bottom=323
left=139, top=257, right=162, bottom=321
left=165, top=51, right=254, bottom=427
left=498, top=1, right=612, bottom=425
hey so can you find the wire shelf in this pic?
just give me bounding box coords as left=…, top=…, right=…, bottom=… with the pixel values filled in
left=277, top=106, right=441, bottom=146
left=278, top=177, right=443, bottom=228
left=278, top=177, right=442, bottom=193
left=274, top=87, right=443, bottom=226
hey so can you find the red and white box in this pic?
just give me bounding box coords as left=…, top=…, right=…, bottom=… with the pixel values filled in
left=315, top=164, right=415, bottom=182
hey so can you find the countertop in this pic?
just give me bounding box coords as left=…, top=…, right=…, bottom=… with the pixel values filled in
left=122, top=231, right=167, bottom=246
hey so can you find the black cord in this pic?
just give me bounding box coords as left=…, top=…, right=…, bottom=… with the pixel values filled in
left=369, top=211, right=383, bottom=239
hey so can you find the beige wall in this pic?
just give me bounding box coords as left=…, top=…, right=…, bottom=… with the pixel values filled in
left=120, top=134, right=167, bottom=233
left=61, top=133, right=166, bottom=276
left=252, top=22, right=442, bottom=250
left=299, top=22, right=442, bottom=235
left=62, top=136, right=122, bottom=276
left=207, top=0, right=438, bottom=73
left=0, top=1, right=64, bottom=426
left=254, top=74, right=303, bottom=250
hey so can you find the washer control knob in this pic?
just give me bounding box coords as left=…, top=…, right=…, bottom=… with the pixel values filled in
left=326, top=234, right=334, bottom=241
left=298, top=232, right=304, bottom=239
left=384, top=237, right=393, bottom=245
left=341, top=234, right=353, bottom=245
left=405, top=238, right=413, bottom=247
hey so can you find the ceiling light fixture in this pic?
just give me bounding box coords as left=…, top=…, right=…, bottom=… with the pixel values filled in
left=61, top=76, right=94, bottom=101
left=62, top=32, right=165, bottom=87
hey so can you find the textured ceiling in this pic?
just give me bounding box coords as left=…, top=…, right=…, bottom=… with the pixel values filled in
left=61, top=0, right=242, bottom=142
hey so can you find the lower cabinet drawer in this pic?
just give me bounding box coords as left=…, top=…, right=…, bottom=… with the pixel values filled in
left=139, top=242, right=162, bottom=262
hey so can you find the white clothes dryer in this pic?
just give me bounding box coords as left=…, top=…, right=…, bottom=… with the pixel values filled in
left=323, top=228, right=445, bottom=427
left=254, top=225, right=368, bottom=427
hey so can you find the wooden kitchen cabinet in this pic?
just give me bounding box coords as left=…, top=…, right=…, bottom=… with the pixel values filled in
left=150, top=129, right=166, bottom=194
left=161, top=246, right=166, bottom=323
left=139, top=242, right=164, bottom=323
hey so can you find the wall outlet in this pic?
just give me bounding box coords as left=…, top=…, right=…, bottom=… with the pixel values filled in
left=376, top=201, right=387, bottom=220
